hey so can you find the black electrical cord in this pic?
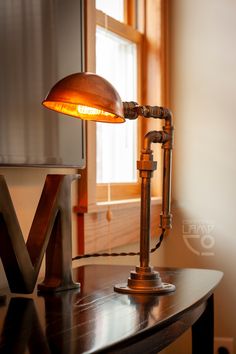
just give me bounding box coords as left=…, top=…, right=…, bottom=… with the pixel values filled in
left=72, top=229, right=165, bottom=261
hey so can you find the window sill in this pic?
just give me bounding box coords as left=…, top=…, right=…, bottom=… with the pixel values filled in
left=77, top=196, right=163, bottom=254
left=80, top=196, right=162, bottom=214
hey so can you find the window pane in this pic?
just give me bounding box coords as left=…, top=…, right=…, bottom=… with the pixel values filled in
left=96, top=0, right=124, bottom=22
left=96, top=26, right=137, bottom=184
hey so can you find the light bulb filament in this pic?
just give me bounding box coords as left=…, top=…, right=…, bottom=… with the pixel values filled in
left=77, top=105, right=114, bottom=117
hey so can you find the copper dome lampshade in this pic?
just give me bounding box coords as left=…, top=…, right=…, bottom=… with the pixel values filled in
left=42, top=72, right=125, bottom=123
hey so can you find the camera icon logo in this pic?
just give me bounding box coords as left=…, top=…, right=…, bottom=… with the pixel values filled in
left=182, top=220, right=215, bottom=256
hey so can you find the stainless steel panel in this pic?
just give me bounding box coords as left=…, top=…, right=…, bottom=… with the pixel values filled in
left=0, top=0, right=85, bottom=168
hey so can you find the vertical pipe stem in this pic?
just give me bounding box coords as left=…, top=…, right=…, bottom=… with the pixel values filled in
left=140, top=176, right=151, bottom=268
left=160, top=118, right=174, bottom=229
left=162, top=148, right=172, bottom=218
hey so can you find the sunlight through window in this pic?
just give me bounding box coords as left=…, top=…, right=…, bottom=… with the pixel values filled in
left=96, top=26, right=138, bottom=184
left=96, top=0, right=124, bottom=22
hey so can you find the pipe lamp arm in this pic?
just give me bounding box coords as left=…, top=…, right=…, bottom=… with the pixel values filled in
left=123, top=101, right=172, bottom=123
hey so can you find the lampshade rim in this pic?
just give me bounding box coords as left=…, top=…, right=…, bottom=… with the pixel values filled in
left=42, top=99, right=125, bottom=123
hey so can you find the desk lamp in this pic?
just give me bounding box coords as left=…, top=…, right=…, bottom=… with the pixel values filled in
left=43, top=72, right=175, bottom=294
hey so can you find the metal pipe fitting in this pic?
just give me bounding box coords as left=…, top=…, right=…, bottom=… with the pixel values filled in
left=160, top=114, right=174, bottom=230
left=114, top=127, right=175, bottom=294
left=143, top=130, right=170, bottom=153
left=123, top=101, right=173, bottom=124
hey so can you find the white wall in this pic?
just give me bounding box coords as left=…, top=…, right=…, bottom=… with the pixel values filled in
left=161, top=0, right=236, bottom=352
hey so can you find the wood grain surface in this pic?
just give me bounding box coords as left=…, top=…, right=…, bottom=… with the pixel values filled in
left=0, top=265, right=223, bottom=354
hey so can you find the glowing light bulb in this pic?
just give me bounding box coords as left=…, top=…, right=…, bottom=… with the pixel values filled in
left=42, top=101, right=124, bottom=122
left=77, top=105, right=114, bottom=117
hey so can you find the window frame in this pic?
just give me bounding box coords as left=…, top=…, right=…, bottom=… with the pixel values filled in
left=75, top=0, right=169, bottom=255
left=95, top=6, right=143, bottom=202
left=77, top=0, right=169, bottom=210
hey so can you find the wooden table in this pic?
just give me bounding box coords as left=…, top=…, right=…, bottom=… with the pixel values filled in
left=0, top=265, right=223, bottom=354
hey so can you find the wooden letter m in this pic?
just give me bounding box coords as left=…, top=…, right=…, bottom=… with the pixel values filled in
left=0, top=174, right=80, bottom=293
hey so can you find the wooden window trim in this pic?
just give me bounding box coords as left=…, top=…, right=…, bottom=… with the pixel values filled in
left=96, top=10, right=142, bottom=43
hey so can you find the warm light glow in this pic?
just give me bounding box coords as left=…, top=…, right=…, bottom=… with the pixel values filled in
left=42, top=72, right=125, bottom=123
left=77, top=105, right=115, bottom=117
left=43, top=101, right=124, bottom=123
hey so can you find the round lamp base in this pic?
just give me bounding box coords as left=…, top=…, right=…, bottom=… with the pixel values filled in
left=114, top=266, right=176, bottom=294
left=114, top=282, right=175, bottom=294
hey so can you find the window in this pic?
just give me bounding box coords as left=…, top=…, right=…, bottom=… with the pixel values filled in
left=95, top=0, right=143, bottom=202
left=76, top=0, right=168, bottom=254
left=96, top=27, right=137, bottom=184
left=81, top=0, right=167, bottom=209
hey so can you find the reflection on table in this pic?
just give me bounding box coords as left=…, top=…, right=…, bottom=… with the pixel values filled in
left=0, top=265, right=223, bottom=354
